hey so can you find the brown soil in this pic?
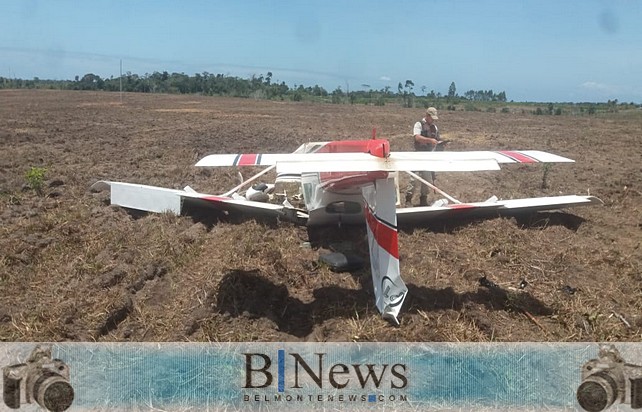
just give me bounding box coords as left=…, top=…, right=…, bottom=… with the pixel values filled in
left=1, top=90, right=641, bottom=342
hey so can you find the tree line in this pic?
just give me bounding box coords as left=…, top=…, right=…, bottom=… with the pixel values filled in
left=0, top=72, right=509, bottom=106
left=3, top=72, right=637, bottom=112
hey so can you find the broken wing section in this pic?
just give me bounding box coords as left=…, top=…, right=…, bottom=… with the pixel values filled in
left=91, top=181, right=306, bottom=221
left=396, top=195, right=602, bottom=225
left=362, top=177, right=408, bottom=325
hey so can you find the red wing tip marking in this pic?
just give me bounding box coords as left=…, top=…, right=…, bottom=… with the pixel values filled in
left=497, top=151, right=538, bottom=163
left=202, top=196, right=233, bottom=202
left=447, top=204, right=478, bottom=210
left=235, top=154, right=261, bottom=166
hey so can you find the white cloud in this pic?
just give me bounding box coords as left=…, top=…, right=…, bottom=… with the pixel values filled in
left=574, top=81, right=642, bottom=103
left=580, top=81, right=617, bottom=93
left=379, top=76, right=391, bottom=82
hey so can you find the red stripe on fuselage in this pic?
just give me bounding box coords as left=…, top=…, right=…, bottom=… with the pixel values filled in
left=364, top=206, right=399, bottom=259
left=237, top=154, right=259, bottom=166
left=497, top=151, right=538, bottom=163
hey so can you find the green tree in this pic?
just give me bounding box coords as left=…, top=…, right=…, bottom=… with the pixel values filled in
left=448, top=82, right=456, bottom=98
left=400, top=80, right=414, bottom=107
left=79, top=73, right=102, bottom=90
left=331, top=86, right=344, bottom=104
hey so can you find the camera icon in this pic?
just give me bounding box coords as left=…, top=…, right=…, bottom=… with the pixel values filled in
left=577, top=344, right=642, bottom=411
left=3, top=345, right=74, bottom=411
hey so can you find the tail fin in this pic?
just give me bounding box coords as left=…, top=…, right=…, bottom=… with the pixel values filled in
left=362, top=178, right=408, bottom=325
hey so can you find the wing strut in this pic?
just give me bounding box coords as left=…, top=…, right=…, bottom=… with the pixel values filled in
left=405, top=171, right=462, bottom=204
left=222, top=165, right=276, bottom=196
left=362, top=177, right=408, bottom=325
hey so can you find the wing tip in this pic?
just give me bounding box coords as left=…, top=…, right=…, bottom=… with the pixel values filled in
left=90, top=180, right=111, bottom=192
left=586, top=195, right=604, bottom=205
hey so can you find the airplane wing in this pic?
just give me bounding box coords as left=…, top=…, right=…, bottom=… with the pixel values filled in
left=195, top=149, right=574, bottom=174
left=391, top=150, right=575, bottom=163
left=396, top=195, right=603, bottom=225
left=196, top=152, right=502, bottom=173
left=90, top=181, right=306, bottom=221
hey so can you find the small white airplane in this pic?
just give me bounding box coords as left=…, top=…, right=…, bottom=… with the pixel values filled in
left=92, top=138, right=601, bottom=325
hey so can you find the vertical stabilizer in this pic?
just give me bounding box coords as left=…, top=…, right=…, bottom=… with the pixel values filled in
left=362, top=178, right=408, bottom=325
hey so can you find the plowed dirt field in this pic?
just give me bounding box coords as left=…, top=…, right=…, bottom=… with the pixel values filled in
left=1, top=90, right=641, bottom=342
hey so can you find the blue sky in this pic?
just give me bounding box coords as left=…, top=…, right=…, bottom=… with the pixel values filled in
left=2, top=0, right=641, bottom=102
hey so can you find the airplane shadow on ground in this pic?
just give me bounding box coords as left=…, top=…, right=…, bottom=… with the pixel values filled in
left=117, top=202, right=585, bottom=234
left=213, top=211, right=572, bottom=338
left=214, top=269, right=552, bottom=338
left=399, top=210, right=587, bottom=234
left=513, top=211, right=586, bottom=231
left=182, top=203, right=284, bottom=230
left=116, top=203, right=283, bottom=230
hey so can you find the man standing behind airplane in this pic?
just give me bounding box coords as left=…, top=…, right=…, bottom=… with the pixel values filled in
left=405, top=107, right=443, bottom=206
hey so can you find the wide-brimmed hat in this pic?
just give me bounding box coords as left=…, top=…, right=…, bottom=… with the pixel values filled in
left=426, top=107, right=439, bottom=119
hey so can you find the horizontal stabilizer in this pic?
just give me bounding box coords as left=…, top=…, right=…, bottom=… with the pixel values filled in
left=397, top=195, right=602, bottom=225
